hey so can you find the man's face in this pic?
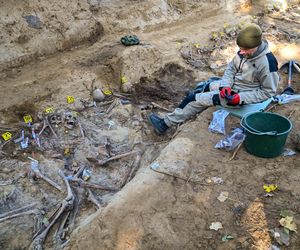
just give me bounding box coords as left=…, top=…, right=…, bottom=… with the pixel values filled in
left=239, top=46, right=258, bottom=58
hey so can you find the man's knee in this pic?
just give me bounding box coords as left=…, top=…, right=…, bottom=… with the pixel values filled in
left=195, top=90, right=219, bottom=106
left=209, top=80, right=222, bottom=91
left=178, top=91, right=196, bottom=109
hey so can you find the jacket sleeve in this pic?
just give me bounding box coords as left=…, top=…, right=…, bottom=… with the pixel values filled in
left=221, top=58, right=238, bottom=87
left=238, top=68, right=279, bottom=104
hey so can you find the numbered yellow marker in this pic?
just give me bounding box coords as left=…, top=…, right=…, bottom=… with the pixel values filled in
left=103, top=89, right=113, bottom=95
left=2, top=132, right=12, bottom=141
left=263, top=184, right=278, bottom=193
left=121, top=76, right=128, bottom=84
left=45, top=107, right=55, bottom=114
left=23, top=115, right=33, bottom=124
left=67, top=96, right=75, bottom=104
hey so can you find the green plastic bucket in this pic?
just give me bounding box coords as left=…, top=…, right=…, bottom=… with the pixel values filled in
left=240, top=112, right=292, bottom=158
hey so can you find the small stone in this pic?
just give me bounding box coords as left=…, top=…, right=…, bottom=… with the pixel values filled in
left=121, top=82, right=133, bottom=93
left=206, top=178, right=212, bottom=184
left=37, top=112, right=44, bottom=121
left=24, top=15, right=43, bottom=29
left=132, top=120, right=140, bottom=127
left=92, top=88, right=105, bottom=102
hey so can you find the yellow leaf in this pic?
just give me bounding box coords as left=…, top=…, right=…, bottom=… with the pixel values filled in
left=64, top=148, right=70, bottom=156
left=279, top=216, right=297, bottom=232
left=263, top=184, right=278, bottom=193
left=120, top=76, right=128, bottom=84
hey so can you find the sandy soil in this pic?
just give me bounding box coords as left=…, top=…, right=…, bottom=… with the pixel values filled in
left=1, top=0, right=300, bottom=249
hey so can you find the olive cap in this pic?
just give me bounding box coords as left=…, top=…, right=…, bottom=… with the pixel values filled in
left=237, top=24, right=262, bottom=49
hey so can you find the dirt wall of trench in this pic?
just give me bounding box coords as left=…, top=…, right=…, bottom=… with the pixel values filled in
left=0, top=0, right=246, bottom=73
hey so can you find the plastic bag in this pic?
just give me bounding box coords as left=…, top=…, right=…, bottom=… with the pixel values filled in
left=208, top=110, right=230, bottom=134
left=215, top=128, right=245, bottom=151
left=273, top=94, right=300, bottom=104
left=282, top=148, right=296, bottom=157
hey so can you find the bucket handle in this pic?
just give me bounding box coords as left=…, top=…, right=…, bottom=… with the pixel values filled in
left=240, top=116, right=278, bottom=136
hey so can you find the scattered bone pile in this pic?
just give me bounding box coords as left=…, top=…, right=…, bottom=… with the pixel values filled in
left=0, top=93, right=150, bottom=249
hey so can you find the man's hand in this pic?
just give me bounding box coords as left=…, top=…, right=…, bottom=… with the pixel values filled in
left=219, top=87, right=232, bottom=98
left=219, top=87, right=240, bottom=106
left=227, top=93, right=240, bottom=106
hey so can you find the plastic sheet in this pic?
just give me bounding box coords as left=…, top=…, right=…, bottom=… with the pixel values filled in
left=215, top=128, right=245, bottom=151
left=208, top=110, right=230, bottom=134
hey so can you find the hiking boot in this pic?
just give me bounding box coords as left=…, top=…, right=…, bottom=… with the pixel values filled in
left=148, top=113, right=169, bottom=135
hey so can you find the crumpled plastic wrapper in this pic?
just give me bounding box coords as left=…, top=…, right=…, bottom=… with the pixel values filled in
left=215, top=128, right=245, bottom=151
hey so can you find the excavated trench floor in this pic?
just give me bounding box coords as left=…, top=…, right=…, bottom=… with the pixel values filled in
left=0, top=61, right=195, bottom=249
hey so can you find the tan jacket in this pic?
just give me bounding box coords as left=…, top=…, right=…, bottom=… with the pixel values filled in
left=221, top=40, right=279, bottom=105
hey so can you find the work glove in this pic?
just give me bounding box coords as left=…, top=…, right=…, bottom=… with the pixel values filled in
left=226, top=93, right=240, bottom=106
left=219, top=87, right=241, bottom=106
left=219, top=87, right=232, bottom=98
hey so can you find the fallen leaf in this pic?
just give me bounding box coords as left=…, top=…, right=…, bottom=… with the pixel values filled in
left=209, top=222, right=223, bottom=231
left=222, top=234, right=234, bottom=242
left=263, top=184, right=278, bottom=193
left=217, top=191, right=229, bottom=202
left=279, top=216, right=297, bottom=232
